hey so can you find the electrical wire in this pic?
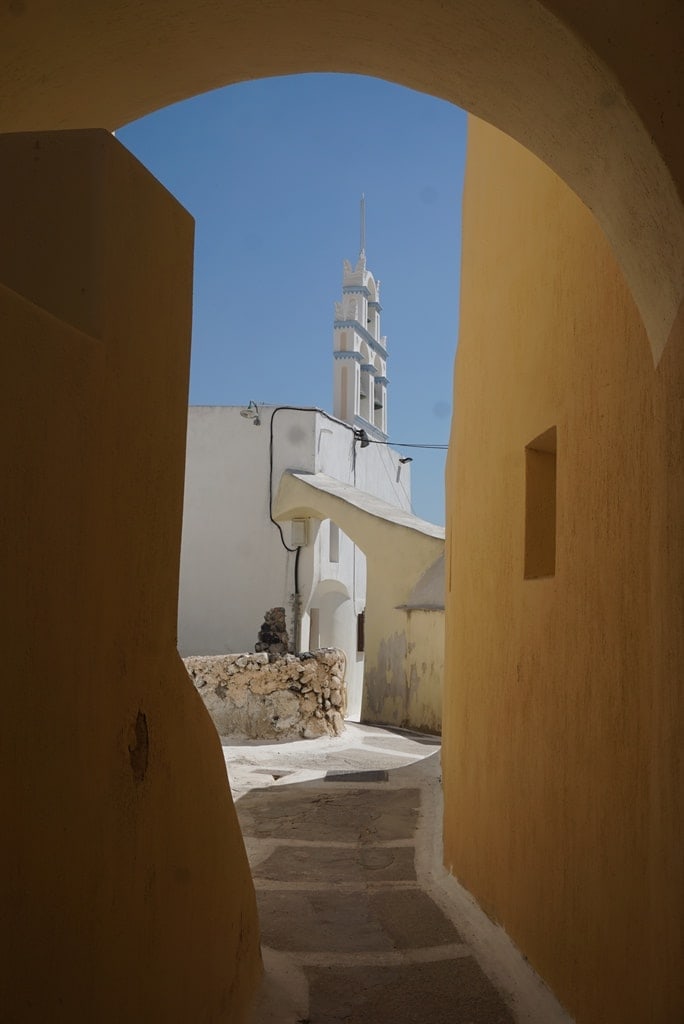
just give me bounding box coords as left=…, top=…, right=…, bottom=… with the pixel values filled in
left=266, top=404, right=447, bottom=552
left=267, top=405, right=358, bottom=653
left=363, top=439, right=449, bottom=449
left=268, top=404, right=357, bottom=552
left=264, top=404, right=445, bottom=646
left=374, top=438, right=413, bottom=511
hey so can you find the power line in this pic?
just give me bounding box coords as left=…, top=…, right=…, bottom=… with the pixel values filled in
left=356, top=432, right=448, bottom=450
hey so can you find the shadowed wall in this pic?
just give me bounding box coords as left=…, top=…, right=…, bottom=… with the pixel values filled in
left=443, top=117, right=683, bottom=1024
left=0, top=130, right=261, bottom=1023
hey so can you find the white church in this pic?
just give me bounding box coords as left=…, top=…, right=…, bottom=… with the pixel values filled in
left=178, top=215, right=443, bottom=724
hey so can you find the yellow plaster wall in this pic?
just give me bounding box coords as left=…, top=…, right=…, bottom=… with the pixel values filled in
left=443, top=117, right=684, bottom=1023
left=273, top=472, right=444, bottom=731
left=404, top=610, right=444, bottom=735
left=0, top=130, right=261, bottom=1022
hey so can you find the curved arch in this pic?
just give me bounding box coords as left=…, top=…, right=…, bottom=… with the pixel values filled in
left=312, top=576, right=352, bottom=601
left=0, top=1, right=681, bottom=360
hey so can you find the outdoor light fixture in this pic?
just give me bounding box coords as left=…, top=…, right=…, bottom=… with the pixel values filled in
left=399, top=456, right=413, bottom=464
left=240, top=401, right=261, bottom=426
left=353, top=428, right=370, bottom=448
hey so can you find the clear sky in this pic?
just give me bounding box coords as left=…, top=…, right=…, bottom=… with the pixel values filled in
left=118, top=74, right=467, bottom=525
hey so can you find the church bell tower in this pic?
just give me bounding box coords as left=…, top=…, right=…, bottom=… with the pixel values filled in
left=333, top=196, right=388, bottom=439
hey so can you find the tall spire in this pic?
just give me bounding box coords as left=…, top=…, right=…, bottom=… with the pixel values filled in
left=333, top=196, right=388, bottom=438
left=359, top=193, right=366, bottom=259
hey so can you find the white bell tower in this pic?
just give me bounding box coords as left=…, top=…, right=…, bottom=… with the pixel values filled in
left=333, top=196, right=388, bottom=438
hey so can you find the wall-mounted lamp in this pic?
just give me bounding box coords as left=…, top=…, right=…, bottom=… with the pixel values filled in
left=399, top=456, right=413, bottom=464
left=353, top=428, right=370, bottom=448
left=240, top=400, right=261, bottom=426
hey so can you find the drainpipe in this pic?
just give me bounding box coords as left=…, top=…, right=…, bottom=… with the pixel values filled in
left=292, top=546, right=302, bottom=654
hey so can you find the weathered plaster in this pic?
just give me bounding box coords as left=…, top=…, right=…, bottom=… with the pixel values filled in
left=273, top=471, right=445, bottom=731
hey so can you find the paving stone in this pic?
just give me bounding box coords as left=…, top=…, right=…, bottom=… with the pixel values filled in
left=368, top=888, right=462, bottom=948
left=307, top=958, right=515, bottom=1024
left=231, top=724, right=570, bottom=1024
left=253, top=843, right=416, bottom=883
left=255, top=887, right=460, bottom=951
left=237, top=786, right=420, bottom=843
left=255, top=890, right=396, bottom=952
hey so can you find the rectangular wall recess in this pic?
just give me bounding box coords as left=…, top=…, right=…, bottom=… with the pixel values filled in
left=524, top=426, right=557, bottom=579
left=308, top=608, right=320, bottom=651
left=329, top=521, right=340, bottom=563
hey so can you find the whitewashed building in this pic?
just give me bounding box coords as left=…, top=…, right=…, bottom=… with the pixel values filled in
left=178, top=240, right=416, bottom=720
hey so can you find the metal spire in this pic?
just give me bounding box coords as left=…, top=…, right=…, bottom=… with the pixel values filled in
left=359, top=193, right=366, bottom=258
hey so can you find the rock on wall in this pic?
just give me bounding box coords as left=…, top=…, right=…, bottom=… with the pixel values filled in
left=184, top=649, right=346, bottom=739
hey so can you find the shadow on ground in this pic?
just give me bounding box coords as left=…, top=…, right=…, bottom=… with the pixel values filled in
left=222, top=724, right=572, bottom=1024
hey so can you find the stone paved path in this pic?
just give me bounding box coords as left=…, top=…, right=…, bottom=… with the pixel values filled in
left=222, top=724, right=572, bottom=1024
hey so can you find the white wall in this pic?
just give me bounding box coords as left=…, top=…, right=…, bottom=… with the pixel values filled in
left=178, top=405, right=414, bottom=720
left=178, top=407, right=294, bottom=655
left=308, top=410, right=412, bottom=717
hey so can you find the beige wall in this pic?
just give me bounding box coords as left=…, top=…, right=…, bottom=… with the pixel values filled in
left=0, top=130, right=261, bottom=1022
left=404, top=610, right=444, bottom=735
left=363, top=582, right=442, bottom=732
left=443, top=117, right=684, bottom=1023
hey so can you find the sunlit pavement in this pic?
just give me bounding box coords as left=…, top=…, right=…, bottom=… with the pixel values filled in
left=221, top=724, right=573, bottom=1024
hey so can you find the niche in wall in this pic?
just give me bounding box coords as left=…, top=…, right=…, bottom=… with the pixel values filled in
left=524, top=426, right=557, bottom=579
left=329, top=521, right=340, bottom=563
left=308, top=607, right=320, bottom=650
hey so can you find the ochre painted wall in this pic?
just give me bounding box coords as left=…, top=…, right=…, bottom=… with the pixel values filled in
left=404, top=610, right=444, bottom=735
left=443, top=117, right=684, bottom=1023
left=0, top=130, right=261, bottom=1022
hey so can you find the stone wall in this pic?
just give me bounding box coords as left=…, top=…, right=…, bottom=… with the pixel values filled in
left=184, top=648, right=346, bottom=740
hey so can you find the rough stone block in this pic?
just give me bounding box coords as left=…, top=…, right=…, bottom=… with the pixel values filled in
left=184, top=648, right=347, bottom=739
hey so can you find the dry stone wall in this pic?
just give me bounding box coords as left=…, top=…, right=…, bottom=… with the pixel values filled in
left=184, top=648, right=346, bottom=740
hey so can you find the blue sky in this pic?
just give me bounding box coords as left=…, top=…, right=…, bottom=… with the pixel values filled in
left=118, top=74, right=467, bottom=524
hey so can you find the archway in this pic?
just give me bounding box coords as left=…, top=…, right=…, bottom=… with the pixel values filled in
left=2, top=4, right=683, bottom=1022
left=0, top=0, right=681, bottom=359
left=310, top=579, right=362, bottom=718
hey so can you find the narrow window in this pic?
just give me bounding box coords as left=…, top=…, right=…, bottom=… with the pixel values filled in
left=308, top=608, right=320, bottom=651
left=357, top=610, right=365, bottom=653
left=524, top=426, right=557, bottom=579
left=329, top=521, right=340, bottom=563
